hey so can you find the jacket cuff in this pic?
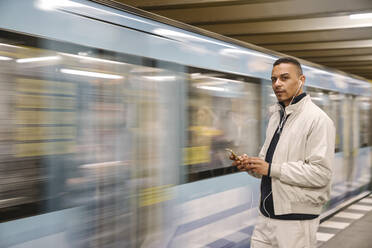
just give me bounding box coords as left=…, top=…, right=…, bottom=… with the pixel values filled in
left=270, top=163, right=281, bottom=178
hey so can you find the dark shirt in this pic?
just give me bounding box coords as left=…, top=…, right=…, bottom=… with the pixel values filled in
left=259, top=93, right=318, bottom=220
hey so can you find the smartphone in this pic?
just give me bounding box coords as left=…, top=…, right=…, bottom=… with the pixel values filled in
left=225, top=148, right=238, bottom=160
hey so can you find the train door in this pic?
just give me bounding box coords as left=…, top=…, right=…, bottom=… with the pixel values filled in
left=342, top=95, right=355, bottom=191
left=351, top=96, right=372, bottom=192
left=308, top=89, right=349, bottom=206
left=128, top=63, right=186, bottom=248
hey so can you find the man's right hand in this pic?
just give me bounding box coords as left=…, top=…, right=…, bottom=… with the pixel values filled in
left=231, top=154, right=250, bottom=171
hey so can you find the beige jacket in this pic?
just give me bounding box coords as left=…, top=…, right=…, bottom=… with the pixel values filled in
left=257, top=95, right=335, bottom=215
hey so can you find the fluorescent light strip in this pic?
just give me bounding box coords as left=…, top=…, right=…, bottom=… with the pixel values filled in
left=154, top=28, right=236, bottom=49
left=194, top=81, right=226, bottom=86
left=0, top=43, right=24, bottom=49
left=37, top=0, right=152, bottom=25
left=143, top=76, right=176, bottom=81
left=37, top=0, right=84, bottom=11
left=0, top=56, right=12, bottom=61
left=192, top=74, right=244, bottom=85
left=81, top=161, right=123, bottom=169
left=196, top=85, right=225, bottom=92
left=350, top=13, right=372, bottom=19
left=220, top=48, right=275, bottom=60
left=16, top=56, right=60, bottom=63
left=59, top=52, right=126, bottom=65
left=60, top=68, right=123, bottom=79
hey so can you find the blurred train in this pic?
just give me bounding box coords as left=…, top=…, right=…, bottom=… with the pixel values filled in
left=0, top=0, right=371, bottom=247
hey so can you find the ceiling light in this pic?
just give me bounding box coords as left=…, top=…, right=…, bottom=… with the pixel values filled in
left=36, top=0, right=83, bottom=11
left=37, top=0, right=152, bottom=25
left=220, top=48, right=276, bottom=60
left=59, top=52, right=126, bottom=65
left=0, top=56, right=12, bottom=61
left=349, top=13, right=372, bottom=19
left=143, top=76, right=176, bottom=81
left=153, top=28, right=236, bottom=49
left=60, top=68, right=123, bottom=79
left=81, top=161, right=123, bottom=169
left=16, top=56, right=60, bottom=63
left=196, top=85, right=225, bottom=92
left=0, top=43, right=24, bottom=49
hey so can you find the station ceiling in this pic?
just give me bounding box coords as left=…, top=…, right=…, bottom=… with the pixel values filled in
left=117, top=0, right=372, bottom=81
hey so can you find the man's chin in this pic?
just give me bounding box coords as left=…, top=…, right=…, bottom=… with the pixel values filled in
left=276, top=96, right=286, bottom=102
left=276, top=96, right=289, bottom=103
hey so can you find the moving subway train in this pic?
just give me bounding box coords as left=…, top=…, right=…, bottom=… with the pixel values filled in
left=0, top=0, right=371, bottom=247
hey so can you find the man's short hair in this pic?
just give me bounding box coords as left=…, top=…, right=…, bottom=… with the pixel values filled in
left=273, top=57, right=303, bottom=76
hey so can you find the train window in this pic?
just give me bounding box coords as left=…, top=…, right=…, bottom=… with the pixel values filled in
left=184, top=73, right=261, bottom=182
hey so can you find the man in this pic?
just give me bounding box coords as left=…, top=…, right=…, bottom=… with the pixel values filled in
left=232, top=57, right=335, bottom=248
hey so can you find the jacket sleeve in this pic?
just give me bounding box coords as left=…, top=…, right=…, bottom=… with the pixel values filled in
left=270, top=116, right=335, bottom=188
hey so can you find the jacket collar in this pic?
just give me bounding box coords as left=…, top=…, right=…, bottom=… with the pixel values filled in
left=269, top=93, right=309, bottom=115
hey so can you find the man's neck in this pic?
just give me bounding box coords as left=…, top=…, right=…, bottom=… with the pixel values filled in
left=280, top=92, right=306, bottom=107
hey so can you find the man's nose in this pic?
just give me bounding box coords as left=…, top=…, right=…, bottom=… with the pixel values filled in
left=273, top=78, right=283, bottom=88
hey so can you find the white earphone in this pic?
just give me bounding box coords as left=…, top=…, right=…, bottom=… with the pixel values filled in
left=277, top=78, right=304, bottom=135
left=287, top=79, right=303, bottom=106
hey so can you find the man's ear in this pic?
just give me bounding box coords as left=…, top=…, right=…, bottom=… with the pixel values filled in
left=299, top=75, right=305, bottom=86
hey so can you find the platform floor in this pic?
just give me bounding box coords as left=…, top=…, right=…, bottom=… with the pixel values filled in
left=202, top=193, right=372, bottom=248
left=318, top=193, right=372, bottom=248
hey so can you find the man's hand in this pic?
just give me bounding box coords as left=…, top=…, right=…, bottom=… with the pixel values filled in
left=231, top=154, right=249, bottom=171
left=246, top=157, right=269, bottom=176
left=231, top=155, right=269, bottom=176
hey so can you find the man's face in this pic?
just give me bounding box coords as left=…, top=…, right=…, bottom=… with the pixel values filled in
left=271, top=63, right=304, bottom=106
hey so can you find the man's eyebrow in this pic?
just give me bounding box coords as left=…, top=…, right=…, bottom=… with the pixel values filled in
left=271, top=73, right=289, bottom=79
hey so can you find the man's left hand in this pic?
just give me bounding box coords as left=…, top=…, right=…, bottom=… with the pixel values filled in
left=246, top=157, right=270, bottom=176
